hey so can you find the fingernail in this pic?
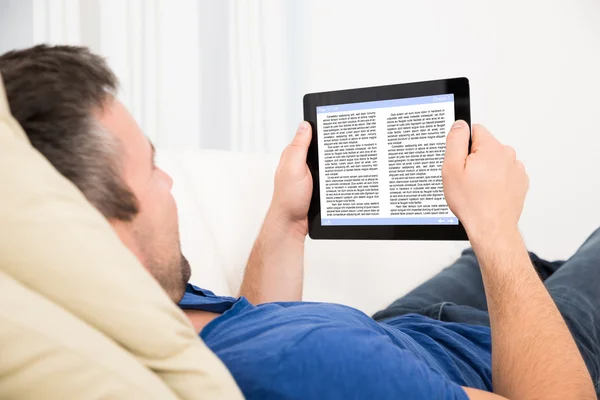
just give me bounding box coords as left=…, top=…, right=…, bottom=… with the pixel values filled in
left=298, top=121, right=309, bottom=134
left=452, top=120, right=467, bottom=129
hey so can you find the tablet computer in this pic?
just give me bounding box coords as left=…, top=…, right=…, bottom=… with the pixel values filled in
left=304, top=77, right=470, bottom=240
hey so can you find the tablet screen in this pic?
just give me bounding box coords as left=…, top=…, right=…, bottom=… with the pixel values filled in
left=316, top=94, right=458, bottom=226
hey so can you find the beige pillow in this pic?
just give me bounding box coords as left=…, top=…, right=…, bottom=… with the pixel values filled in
left=0, top=270, right=179, bottom=400
left=0, top=75, right=242, bottom=400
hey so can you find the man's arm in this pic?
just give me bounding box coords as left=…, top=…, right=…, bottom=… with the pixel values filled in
left=238, top=122, right=313, bottom=304
left=474, top=230, right=593, bottom=399
left=444, top=121, right=595, bottom=399
left=240, top=210, right=306, bottom=304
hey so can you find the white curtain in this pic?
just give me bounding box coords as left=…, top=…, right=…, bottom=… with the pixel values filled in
left=24, top=0, right=303, bottom=152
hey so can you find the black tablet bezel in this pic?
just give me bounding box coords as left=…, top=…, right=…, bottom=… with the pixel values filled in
left=304, top=77, right=470, bottom=240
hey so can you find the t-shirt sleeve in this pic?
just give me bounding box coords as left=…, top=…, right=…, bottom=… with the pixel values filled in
left=275, top=329, right=469, bottom=400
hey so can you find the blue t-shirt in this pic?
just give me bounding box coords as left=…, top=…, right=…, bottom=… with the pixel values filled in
left=180, top=285, right=492, bottom=399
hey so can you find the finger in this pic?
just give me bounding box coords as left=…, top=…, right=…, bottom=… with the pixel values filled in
left=286, top=121, right=312, bottom=168
left=471, top=124, right=500, bottom=152
left=516, top=159, right=528, bottom=178
left=504, top=145, right=516, bottom=161
left=444, top=120, right=470, bottom=171
left=516, top=160, right=530, bottom=191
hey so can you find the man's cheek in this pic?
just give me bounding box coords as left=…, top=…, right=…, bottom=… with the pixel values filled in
left=162, top=192, right=180, bottom=229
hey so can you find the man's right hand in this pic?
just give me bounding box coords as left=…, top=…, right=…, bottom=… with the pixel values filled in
left=443, top=120, right=596, bottom=399
left=442, top=121, right=529, bottom=242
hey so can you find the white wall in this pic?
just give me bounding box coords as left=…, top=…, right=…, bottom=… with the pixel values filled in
left=2, top=0, right=600, bottom=261
left=298, top=0, right=600, bottom=260
left=0, top=0, right=33, bottom=53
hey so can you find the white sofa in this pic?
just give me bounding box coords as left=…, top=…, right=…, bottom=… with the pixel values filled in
left=158, top=149, right=471, bottom=316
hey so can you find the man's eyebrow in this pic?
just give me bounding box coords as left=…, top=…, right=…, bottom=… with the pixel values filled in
left=149, top=140, right=156, bottom=168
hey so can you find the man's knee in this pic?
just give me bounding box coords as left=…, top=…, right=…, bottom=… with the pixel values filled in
left=561, top=310, right=600, bottom=387
left=461, top=248, right=475, bottom=257
left=552, top=291, right=600, bottom=381
left=579, top=227, right=600, bottom=252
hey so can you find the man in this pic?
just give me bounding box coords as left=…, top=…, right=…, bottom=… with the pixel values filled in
left=0, top=45, right=597, bottom=399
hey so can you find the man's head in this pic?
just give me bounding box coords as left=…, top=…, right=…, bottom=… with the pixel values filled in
left=0, top=45, right=190, bottom=302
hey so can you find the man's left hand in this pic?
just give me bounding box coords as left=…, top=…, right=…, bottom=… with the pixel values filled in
left=268, top=121, right=313, bottom=239
left=239, top=122, right=312, bottom=303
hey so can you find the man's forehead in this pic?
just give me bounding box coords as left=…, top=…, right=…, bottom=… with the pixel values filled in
left=97, top=99, right=147, bottom=152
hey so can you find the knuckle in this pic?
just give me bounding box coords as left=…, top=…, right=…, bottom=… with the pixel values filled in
left=289, top=137, right=308, bottom=152
left=278, top=149, right=288, bottom=163
left=278, top=146, right=292, bottom=166
left=516, top=160, right=527, bottom=175
left=285, top=144, right=296, bottom=156
left=290, top=140, right=303, bottom=150
left=446, top=129, right=460, bottom=141
left=504, top=145, right=517, bottom=159
left=516, top=160, right=529, bottom=181
left=472, top=124, right=487, bottom=136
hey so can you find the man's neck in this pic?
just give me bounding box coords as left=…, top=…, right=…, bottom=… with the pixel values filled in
left=184, top=309, right=221, bottom=334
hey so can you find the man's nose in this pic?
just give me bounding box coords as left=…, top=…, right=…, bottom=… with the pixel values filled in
left=158, top=168, right=173, bottom=189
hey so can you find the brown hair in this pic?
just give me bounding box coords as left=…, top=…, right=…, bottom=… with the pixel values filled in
left=0, top=44, right=138, bottom=221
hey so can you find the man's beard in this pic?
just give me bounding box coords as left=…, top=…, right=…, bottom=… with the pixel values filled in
left=150, top=251, right=192, bottom=303
left=180, top=252, right=191, bottom=289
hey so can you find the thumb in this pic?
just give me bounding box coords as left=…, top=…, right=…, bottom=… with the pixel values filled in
left=285, top=121, right=312, bottom=167
left=444, top=120, right=470, bottom=172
